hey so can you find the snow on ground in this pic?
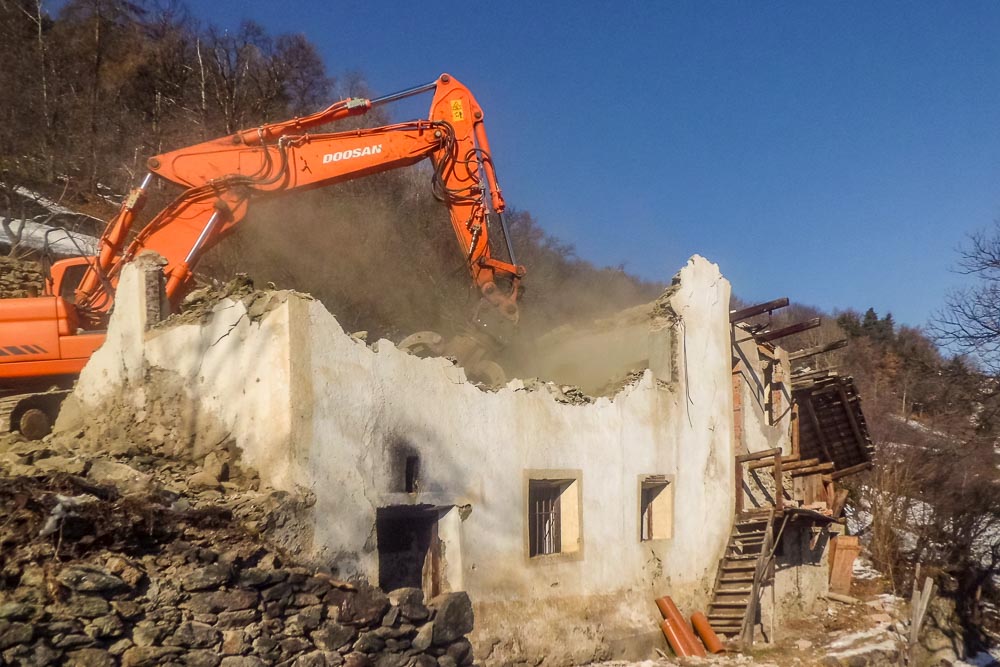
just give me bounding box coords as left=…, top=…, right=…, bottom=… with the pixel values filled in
left=852, top=555, right=882, bottom=581
left=8, top=185, right=80, bottom=217
left=0, top=217, right=98, bottom=256
left=1, top=185, right=102, bottom=256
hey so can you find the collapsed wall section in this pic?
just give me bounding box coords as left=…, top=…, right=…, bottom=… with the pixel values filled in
left=60, top=254, right=738, bottom=666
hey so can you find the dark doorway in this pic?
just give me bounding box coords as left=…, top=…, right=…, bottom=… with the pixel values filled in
left=376, top=506, right=441, bottom=595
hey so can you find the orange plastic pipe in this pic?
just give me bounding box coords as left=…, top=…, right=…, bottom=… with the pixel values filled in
left=655, top=597, right=706, bottom=657
left=659, top=619, right=691, bottom=657
left=691, top=611, right=725, bottom=654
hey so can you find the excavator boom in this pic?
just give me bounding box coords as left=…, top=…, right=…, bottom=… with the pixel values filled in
left=0, top=73, right=525, bottom=436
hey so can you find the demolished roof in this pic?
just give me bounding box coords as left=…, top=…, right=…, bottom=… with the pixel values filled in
left=792, top=371, right=874, bottom=474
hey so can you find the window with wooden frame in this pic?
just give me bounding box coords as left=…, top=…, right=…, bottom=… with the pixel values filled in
left=639, top=475, right=673, bottom=541
left=526, top=475, right=581, bottom=558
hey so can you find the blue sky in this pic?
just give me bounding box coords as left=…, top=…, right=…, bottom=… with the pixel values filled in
left=182, top=1, right=1000, bottom=326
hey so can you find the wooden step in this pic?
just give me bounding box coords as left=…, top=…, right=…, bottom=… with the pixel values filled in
left=708, top=621, right=743, bottom=635
left=708, top=611, right=746, bottom=620
left=731, top=530, right=766, bottom=540
left=714, top=587, right=752, bottom=595
left=731, top=537, right=766, bottom=545
left=721, top=562, right=756, bottom=571
left=719, top=574, right=754, bottom=583
left=725, top=553, right=761, bottom=561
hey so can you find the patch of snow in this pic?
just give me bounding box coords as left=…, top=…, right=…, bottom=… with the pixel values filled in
left=10, top=185, right=79, bottom=217
left=825, top=637, right=898, bottom=659
left=0, top=217, right=98, bottom=257
left=853, top=556, right=882, bottom=581
left=827, top=627, right=891, bottom=650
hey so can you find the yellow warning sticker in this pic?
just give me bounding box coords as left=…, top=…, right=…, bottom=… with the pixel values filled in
left=450, top=99, right=465, bottom=121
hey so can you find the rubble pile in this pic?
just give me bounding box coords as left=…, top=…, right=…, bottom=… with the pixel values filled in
left=0, top=435, right=477, bottom=667
left=0, top=256, right=44, bottom=298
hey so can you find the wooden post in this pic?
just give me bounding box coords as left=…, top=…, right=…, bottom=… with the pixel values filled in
left=735, top=458, right=744, bottom=515
left=773, top=452, right=783, bottom=511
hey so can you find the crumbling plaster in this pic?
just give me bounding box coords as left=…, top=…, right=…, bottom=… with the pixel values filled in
left=62, top=254, right=740, bottom=665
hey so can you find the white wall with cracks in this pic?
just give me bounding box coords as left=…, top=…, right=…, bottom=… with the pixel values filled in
left=62, top=253, right=743, bottom=666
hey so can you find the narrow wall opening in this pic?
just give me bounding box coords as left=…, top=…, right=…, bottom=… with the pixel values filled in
left=639, top=475, right=673, bottom=541
left=376, top=505, right=441, bottom=595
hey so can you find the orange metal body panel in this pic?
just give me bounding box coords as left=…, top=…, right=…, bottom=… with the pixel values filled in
left=0, top=297, right=61, bottom=362
left=0, top=296, right=101, bottom=379
left=691, top=611, right=725, bottom=654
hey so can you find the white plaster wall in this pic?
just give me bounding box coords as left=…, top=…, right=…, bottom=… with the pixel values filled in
left=65, top=255, right=738, bottom=665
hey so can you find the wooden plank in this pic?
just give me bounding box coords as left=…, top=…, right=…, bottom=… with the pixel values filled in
left=751, top=457, right=819, bottom=472
left=829, top=461, right=873, bottom=480
left=758, top=318, right=821, bottom=342
left=748, top=453, right=800, bottom=470
left=730, top=297, right=789, bottom=322
left=802, top=396, right=835, bottom=462
left=789, top=462, right=835, bottom=477
left=830, top=488, right=850, bottom=518
left=736, top=447, right=782, bottom=463
left=735, top=455, right=744, bottom=515
left=788, top=339, right=848, bottom=361
left=774, top=452, right=783, bottom=511
left=791, top=403, right=800, bottom=458
left=836, top=384, right=870, bottom=461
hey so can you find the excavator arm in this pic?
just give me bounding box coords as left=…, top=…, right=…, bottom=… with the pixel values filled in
left=73, top=74, right=524, bottom=334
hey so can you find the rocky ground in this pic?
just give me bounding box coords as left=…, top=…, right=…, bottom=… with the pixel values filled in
left=0, top=433, right=477, bottom=667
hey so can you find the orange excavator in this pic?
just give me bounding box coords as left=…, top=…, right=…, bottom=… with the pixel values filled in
left=0, top=74, right=525, bottom=439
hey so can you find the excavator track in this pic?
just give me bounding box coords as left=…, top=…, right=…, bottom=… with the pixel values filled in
left=0, top=388, right=72, bottom=440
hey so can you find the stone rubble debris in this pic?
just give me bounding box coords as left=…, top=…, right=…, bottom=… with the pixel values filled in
left=0, top=432, right=478, bottom=667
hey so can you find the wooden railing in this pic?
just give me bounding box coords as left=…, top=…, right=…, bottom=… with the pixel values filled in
left=735, top=448, right=783, bottom=515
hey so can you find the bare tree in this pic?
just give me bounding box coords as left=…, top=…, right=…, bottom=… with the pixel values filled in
left=933, top=221, right=1000, bottom=376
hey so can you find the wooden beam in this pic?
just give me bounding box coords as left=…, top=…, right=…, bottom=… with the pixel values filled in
left=830, top=488, right=850, bottom=519
left=748, top=453, right=801, bottom=470
left=789, top=339, right=848, bottom=361
left=736, top=447, right=782, bottom=463
left=802, top=397, right=835, bottom=463
left=774, top=452, right=783, bottom=511
left=735, top=455, right=744, bottom=515
left=791, top=403, right=800, bottom=458
left=835, top=384, right=869, bottom=459
left=789, top=462, right=836, bottom=477
left=731, top=297, right=789, bottom=323
left=771, top=457, right=821, bottom=472
left=758, top=318, right=821, bottom=342
left=829, top=461, right=873, bottom=480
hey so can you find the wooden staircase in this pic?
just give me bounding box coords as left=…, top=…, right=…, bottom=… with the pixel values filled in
left=707, top=511, right=775, bottom=643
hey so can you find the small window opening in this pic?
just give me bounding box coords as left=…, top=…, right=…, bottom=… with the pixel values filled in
left=527, top=477, right=580, bottom=557
left=640, top=476, right=673, bottom=541
left=405, top=455, right=420, bottom=493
